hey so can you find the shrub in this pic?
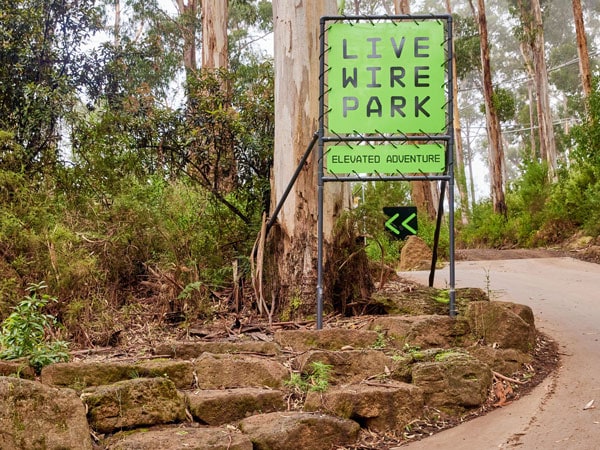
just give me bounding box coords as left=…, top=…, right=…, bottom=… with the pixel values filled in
left=0, top=282, right=69, bottom=372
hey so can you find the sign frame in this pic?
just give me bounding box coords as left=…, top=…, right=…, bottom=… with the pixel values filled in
left=316, top=14, right=457, bottom=328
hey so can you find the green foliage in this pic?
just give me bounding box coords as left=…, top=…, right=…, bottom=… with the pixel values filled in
left=285, top=361, right=333, bottom=394
left=364, top=233, right=401, bottom=267
left=453, top=13, right=480, bottom=80
left=371, top=326, right=388, bottom=349
left=460, top=160, right=556, bottom=247
left=351, top=181, right=410, bottom=265
left=401, top=343, right=424, bottom=361
left=433, top=290, right=450, bottom=305
left=537, top=77, right=600, bottom=237
left=0, top=282, right=69, bottom=372
left=229, top=0, right=273, bottom=46
left=479, top=87, right=516, bottom=123
left=493, top=88, right=517, bottom=123
left=458, top=201, right=514, bottom=248
left=307, top=361, right=333, bottom=392
left=0, top=0, right=277, bottom=347
left=417, top=212, right=450, bottom=259
left=549, top=43, right=583, bottom=97
left=460, top=78, right=600, bottom=248
left=0, top=0, right=102, bottom=174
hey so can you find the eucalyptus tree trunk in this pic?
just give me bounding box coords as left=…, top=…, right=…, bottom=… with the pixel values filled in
left=464, top=119, right=477, bottom=210
left=516, top=0, right=556, bottom=180
left=476, top=0, right=507, bottom=216
left=519, top=41, right=538, bottom=159
left=267, top=0, right=368, bottom=319
left=531, top=0, right=556, bottom=179
left=201, top=0, right=228, bottom=69
left=572, top=0, right=592, bottom=100
left=114, top=0, right=121, bottom=46
left=196, top=0, right=236, bottom=192
left=394, top=0, right=410, bottom=13
left=176, top=0, right=198, bottom=75
left=445, top=0, right=470, bottom=223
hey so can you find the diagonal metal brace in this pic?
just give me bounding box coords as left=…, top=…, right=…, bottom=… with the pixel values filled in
left=266, top=132, right=319, bottom=237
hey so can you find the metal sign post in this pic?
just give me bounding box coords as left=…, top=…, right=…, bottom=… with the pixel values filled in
left=317, top=14, right=456, bottom=329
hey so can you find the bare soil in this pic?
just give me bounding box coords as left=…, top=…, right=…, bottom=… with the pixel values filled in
left=456, top=248, right=565, bottom=261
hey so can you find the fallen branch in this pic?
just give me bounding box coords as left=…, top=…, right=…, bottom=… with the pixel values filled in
left=493, top=370, right=527, bottom=385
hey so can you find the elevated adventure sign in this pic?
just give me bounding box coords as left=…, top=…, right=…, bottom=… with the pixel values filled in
left=327, top=21, right=446, bottom=135
left=326, top=143, right=445, bottom=174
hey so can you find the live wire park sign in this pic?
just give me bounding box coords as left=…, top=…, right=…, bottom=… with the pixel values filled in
left=317, top=15, right=457, bottom=327
left=323, top=19, right=449, bottom=175
left=327, top=21, right=446, bottom=135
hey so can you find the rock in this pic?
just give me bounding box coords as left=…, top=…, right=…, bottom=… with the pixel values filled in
left=465, top=301, right=536, bottom=353
left=370, top=286, right=489, bottom=316
left=41, top=361, right=143, bottom=390
left=468, top=346, right=533, bottom=376
left=82, top=377, right=186, bottom=434
left=294, top=349, right=394, bottom=384
left=369, top=315, right=473, bottom=349
left=239, top=411, right=360, bottom=450
left=390, top=354, right=414, bottom=382
left=0, top=360, right=35, bottom=379
left=155, top=341, right=280, bottom=359
left=193, top=353, right=288, bottom=389
left=495, top=301, right=535, bottom=327
left=136, top=359, right=195, bottom=389
left=105, top=426, right=253, bottom=450
left=304, top=382, right=424, bottom=432
left=0, top=376, right=92, bottom=450
left=41, top=359, right=195, bottom=391
left=274, top=328, right=379, bottom=352
left=412, top=352, right=492, bottom=412
left=399, top=236, right=432, bottom=271
left=186, top=388, right=286, bottom=425
left=566, top=233, right=594, bottom=250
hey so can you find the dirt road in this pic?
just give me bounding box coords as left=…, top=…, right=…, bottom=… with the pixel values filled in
left=398, top=256, right=600, bottom=450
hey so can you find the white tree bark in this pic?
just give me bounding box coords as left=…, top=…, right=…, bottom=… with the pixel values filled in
left=531, top=0, right=557, bottom=180
left=572, top=0, right=592, bottom=99
left=271, top=0, right=349, bottom=309
left=477, top=0, right=507, bottom=215
left=201, top=0, right=228, bottom=69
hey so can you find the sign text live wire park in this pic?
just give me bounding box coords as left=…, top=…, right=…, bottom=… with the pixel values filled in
left=327, top=21, right=446, bottom=135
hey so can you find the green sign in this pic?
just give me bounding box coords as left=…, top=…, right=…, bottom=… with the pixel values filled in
left=326, top=144, right=445, bottom=174
left=384, top=206, right=418, bottom=239
left=327, top=21, right=446, bottom=134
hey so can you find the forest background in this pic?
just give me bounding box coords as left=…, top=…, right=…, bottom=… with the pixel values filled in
left=0, top=0, right=599, bottom=365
